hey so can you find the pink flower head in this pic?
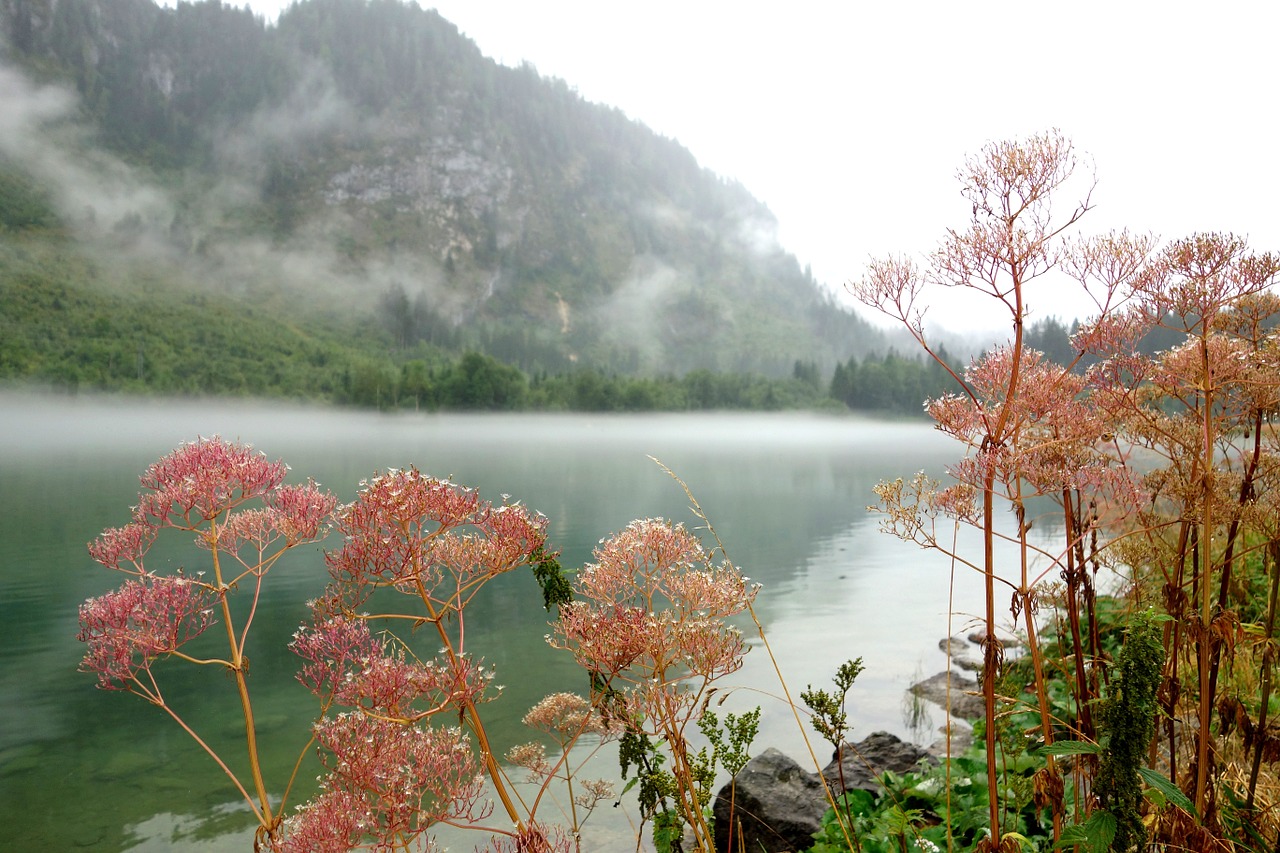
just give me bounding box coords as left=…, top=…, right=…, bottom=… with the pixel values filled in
left=326, top=499, right=429, bottom=588
left=268, top=480, right=339, bottom=544
left=197, top=481, right=335, bottom=558
left=476, top=824, right=573, bottom=853
left=335, top=650, right=496, bottom=717
left=553, top=602, right=657, bottom=676
left=87, top=522, right=156, bottom=573
left=312, top=713, right=484, bottom=836
left=1073, top=307, right=1151, bottom=359
left=505, top=741, right=550, bottom=777
left=355, top=469, right=482, bottom=531
left=551, top=518, right=757, bottom=693
left=77, top=574, right=216, bottom=690
left=290, top=614, right=384, bottom=700
left=136, top=437, right=288, bottom=526
left=328, top=469, right=547, bottom=596
left=418, top=534, right=515, bottom=587
left=482, top=502, right=548, bottom=555
left=673, top=617, right=749, bottom=679
left=200, top=508, right=277, bottom=557
left=579, top=518, right=706, bottom=602
left=1135, top=232, right=1275, bottom=324
left=521, top=691, right=617, bottom=737
left=274, top=788, right=371, bottom=853
left=664, top=563, right=759, bottom=617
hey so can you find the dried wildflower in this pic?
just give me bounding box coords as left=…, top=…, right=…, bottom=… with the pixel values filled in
left=505, top=741, right=550, bottom=778
left=573, top=777, right=616, bottom=809
left=521, top=692, right=617, bottom=737
left=475, top=824, right=573, bottom=853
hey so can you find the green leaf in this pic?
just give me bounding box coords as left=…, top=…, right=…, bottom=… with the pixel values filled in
left=652, top=808, right=683, bottom=853
left=1054, top=810, right=1116, bottom=852
left=999, top=831, right=1036, bottom=852
left=1137, top=766, right=1198, bottom=819
left=1032, top=739, right=1102, bottom=757
left=530, top=546, right=572, bottom=610
left=837, top=787, right=877, bottom=816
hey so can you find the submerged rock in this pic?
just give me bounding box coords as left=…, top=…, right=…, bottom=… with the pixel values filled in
left=909, top=669, right=984, bottom=720
left=939, top=634, right=984, bottom=671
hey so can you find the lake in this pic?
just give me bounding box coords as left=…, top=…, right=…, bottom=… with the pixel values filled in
left=0, top=392, right=1051, bottom=850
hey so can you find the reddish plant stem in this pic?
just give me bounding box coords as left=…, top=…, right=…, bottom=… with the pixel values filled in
left=210, top=537, right=275, bottom=834
left=1207, top=407, right=1264, bottom=704
left=1195, top=332, right=1216, bottom=815
left=1247, top=540, right=1280, bottom=809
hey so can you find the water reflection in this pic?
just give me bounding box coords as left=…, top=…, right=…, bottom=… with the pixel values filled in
left=1, top=392, right=1055, bottom=850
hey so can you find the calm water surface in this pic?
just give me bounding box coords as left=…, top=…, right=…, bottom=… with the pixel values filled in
left=0, top=393, right=1049, bottom=850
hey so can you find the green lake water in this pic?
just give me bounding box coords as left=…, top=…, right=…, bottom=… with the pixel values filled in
left=0, top=392, right=1047, bottom=850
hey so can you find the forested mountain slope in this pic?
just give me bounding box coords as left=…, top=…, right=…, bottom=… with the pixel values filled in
left=0, top=0, right=883, bottom=381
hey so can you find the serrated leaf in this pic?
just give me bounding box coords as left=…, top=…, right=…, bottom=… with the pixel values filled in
left=1033, top=739, right=1102, bottom=757
left=1137, top=766, right=1198, bottom=819
left=1053, top=810, right=1116, bottom=851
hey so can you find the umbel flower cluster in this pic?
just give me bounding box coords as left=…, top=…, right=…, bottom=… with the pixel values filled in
left=548, top=518, right=760, bottom=850
left=281, top=467, right=552, bottom=850
left=76, top=438, right=764, bottom=851
left=78, top=436, right=337, bottom=698
left=551, top=518, right=760, bottom=709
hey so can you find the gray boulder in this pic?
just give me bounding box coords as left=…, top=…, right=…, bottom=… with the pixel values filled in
left=820, top=730, right=935, bottom=793
left=713, top=732, right=936, bottom=853
left=909, top=670, right=985, bottom=720
left=712, top=747, right=826, bottom=853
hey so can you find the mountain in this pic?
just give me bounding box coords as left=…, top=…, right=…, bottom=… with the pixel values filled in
left=0, top=0, right=882, bottom=381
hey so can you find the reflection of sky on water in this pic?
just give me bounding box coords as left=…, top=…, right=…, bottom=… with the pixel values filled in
left=737, top=510, right=1068, bottom=763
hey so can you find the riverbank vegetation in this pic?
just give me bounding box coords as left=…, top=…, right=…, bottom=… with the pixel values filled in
left=839, top=129, right=1280, bottom=852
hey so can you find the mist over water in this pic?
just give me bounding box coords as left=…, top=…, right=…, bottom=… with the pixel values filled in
left=0, top=392, right=1061, bottom=849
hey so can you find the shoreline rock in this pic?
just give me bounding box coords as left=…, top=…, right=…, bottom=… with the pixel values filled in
left=711, top=639, right=998, bottom=852
left=711, top=630, right=1008, bottom=850
left=712, top=731, right=935, bottom=853
left=909, top=669, right=984, bottom=721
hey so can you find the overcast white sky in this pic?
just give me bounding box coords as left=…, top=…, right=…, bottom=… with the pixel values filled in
left=200, top=1, right=1280, bottom=328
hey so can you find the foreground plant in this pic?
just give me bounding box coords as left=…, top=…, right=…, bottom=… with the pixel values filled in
left=548, top=517, right=760, bottom=851
left=77, top=437, right=338, bottom=844
left=802, top=658, right=867, bottom=848
left=80, top=439, right=778, bottom=851
left=506, top=692, right=622, bottom=848
left=853, top=130, right=1119, bottom=848
left=282, top=466, right=560, bottom=850
left=852, top=130, right=1280, bottom=850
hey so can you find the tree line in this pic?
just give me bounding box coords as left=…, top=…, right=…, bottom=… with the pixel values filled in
left=3, top=227, right=1094, bottom=417
left=1, top=253, right=962, bottom=416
